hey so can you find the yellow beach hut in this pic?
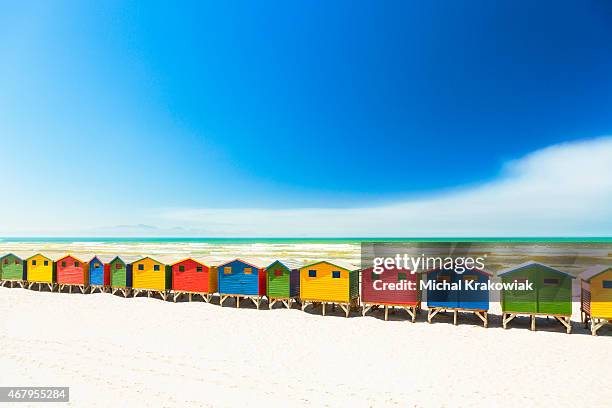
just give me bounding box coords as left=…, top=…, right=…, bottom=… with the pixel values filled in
left=580, top=265, right=612, bottom=335
left=25, top=253, right=56, bottom=291
left=131, top=257, right=172, bottom=300
left=299, top=261, right=359, bottom=317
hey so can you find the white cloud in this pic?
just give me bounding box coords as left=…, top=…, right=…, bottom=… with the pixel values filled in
left=1, top=137, right=610, bottom=237
left=158, top=137, right=612, bottom=237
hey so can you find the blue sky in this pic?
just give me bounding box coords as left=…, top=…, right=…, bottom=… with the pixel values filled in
left=1, top=1, right=611, bottom=236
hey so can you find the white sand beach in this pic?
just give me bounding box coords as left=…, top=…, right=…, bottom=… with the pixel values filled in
left=1, top=286, right=610, bottom=407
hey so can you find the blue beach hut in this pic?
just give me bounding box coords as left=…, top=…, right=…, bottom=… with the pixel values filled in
left=426, top=267, right=491, bottom=327
left=217, top=259, right=266, bottom=309
left=88, top=255, right=111, bottom=293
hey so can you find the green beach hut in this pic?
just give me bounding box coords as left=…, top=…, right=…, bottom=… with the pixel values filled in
left=0, top=253, right=25, bottom=287
left=109, top=255, right=138, bottom=297
left=499, top=261, right=574, bottom=333
left=266, top=260, right=302, bottom=309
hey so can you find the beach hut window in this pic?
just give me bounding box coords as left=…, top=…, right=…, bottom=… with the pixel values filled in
left=274, top=269, right=283, bottom=277
left=244, top=268, right=253, bottom=274
left=3, top=259, right=7, bottom=265
left=332, top=271, right=340, bottom=278
left=179, top=265, right=185, bottom=272
left=398, top=272, right=407, bottom=281
left=116, top=263, right=122, bottom=269
left=543, top=278, right=560, bottom=286
left=463, top=275, right=477, bottom=282
left=74, top=262, right=80, bottom=267
left=15, top=259, right=20, bottom=265
left=32, top=260, right=37, bottom=266
left=513, top=277, right=527, bottom=283
left=94, top=263, right=100, bottom=268
left=224, top=267, right=232, bottom=275
left=308, top=270, right=316, bottom=277
left=196, top=266, right=203, bottom=272
left=371, top=271, right=380, bottom=280
left=438, top=275, right=450, bottom=282
left=138, top=264, right=144, bottom=270
left=154, top=265, right=160, bottom=271
left=61, top=261, right=67, bottom=267
left=44, top=260, right=48, bottom=266
left=603, top=280, right=612, bottom=289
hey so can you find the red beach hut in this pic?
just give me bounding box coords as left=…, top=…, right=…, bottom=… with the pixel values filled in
left=361, top=266, right=421, bottom=321
left=56, top=254, right=89, bottom=293
left=170, top=258, right=217, bottom=302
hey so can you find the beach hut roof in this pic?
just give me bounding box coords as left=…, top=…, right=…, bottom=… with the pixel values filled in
left=26, top=253, right=58, bottom=262
left=132, top=256, right=165, bottom=265
left=0, top=253, right=21, bottom=261
left=106, top=255, right=142, bottom=264
left=301, top=260, right=360, bottom=271
left=579, top=265, right=612, bottom=282
left=216, top=258, right=265, bottom=269
left=88, top=255, right=116, bottom=264
left=56, top=254, right=87, bottom=263
left=171, top=257, right=212, bottom=267
left=497, top=261, right=575, bottom=278
left=266, top=259, right=304, bottom=271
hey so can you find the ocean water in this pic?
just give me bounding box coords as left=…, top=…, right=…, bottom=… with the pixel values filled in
left=0, top=237, right=609, bottom=272
left=1, top=237, right=611, bottom=244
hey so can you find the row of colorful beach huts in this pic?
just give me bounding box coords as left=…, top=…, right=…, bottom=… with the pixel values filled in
left=0, top=253, right=610, bottom=335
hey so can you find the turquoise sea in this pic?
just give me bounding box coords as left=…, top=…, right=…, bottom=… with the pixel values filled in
left=0, top=237, right=610, bottom=244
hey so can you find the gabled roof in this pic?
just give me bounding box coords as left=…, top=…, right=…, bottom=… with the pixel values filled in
left=579, top=265, right=612, bottom=282
left=497, top=261, right=575, bottom=278
left=266, top=259, right=304, bottom=271
left=300, top=260, right=360, bottom=271
left=56, top=254, right=86, bottom=263
left=26, top=253, right=56, bottom=262
left=89, top=255, right=116, bottom=264
left=131, top=256, right=165, bottom=265
left=216, top=258, right=264, bottom=269
left=0, top=253, right=22, bottom=261
left=112, top=255, right=144, bottom=264
left=171, top=257, right=211, bottom=267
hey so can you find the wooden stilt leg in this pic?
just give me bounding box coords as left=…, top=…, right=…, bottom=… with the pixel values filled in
left=384, top=305, right=388, bottom=321
left=531, top=314, right=536, bottom=331
left=322, top=302, right=326, bottom=316
left=453, top=310, right=458, bottom=325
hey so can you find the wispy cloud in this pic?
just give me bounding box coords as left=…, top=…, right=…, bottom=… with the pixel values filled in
left=1, top=137, right=610, bottom=237
left=158, top=137, right=612, bottom=237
